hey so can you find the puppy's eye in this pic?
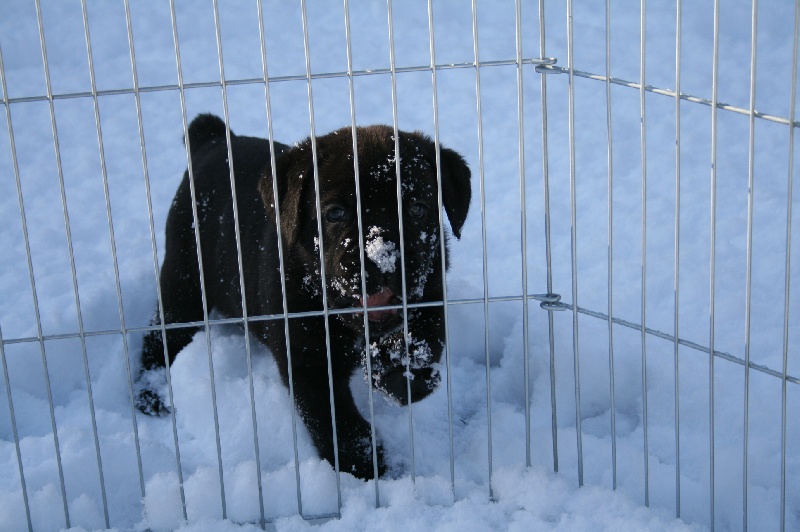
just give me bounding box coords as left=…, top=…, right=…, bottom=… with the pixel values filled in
left=408, top=202, right=428, bottom=219
left=325, top=206, right=348, bottom=223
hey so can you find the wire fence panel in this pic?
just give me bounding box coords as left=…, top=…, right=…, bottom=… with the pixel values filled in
left=0, top=1, right=798, bottom=531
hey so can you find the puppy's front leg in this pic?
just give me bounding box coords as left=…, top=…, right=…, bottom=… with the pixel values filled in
left=291, top=364, right=386, bottom=480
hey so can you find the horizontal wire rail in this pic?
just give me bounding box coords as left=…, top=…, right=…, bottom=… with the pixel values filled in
left=3, top=296, right=797, bottom=386
left=2, top=58, right=799, bottom=129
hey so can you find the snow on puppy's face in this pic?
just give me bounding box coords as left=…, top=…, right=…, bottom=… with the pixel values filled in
left=270, top=125, right=471, bottom=402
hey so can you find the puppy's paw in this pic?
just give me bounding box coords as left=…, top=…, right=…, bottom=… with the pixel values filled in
left=134, top=368, right=172, bottom=416
left=135, top=388, right=172, bottom=416
left=381, top=461, right=405, bottom=480
left=335, top=434, right=387, bottom=481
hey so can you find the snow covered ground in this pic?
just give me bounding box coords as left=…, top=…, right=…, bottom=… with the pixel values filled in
left=0, top=0, right=798, bottom=530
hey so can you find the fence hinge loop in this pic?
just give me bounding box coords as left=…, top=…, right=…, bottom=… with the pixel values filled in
left=531, top=293, right=567, bottom=311
left=533, top=57, right=559, bottom=74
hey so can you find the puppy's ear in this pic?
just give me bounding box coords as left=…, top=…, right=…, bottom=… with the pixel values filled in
left=411, top=132, right=472, bottom=239
left=185, top=114, right=229, bottom=154
left=260, top=140, right=313, bottom=246
left=438, top=147, right=471, bottom=239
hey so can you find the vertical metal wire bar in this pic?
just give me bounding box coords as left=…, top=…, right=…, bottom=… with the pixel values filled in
left=673, top=0, right=683, bottom=518
left=344, top=0, right=380, bottom=498
left=341, top=0, right=383, bottom=503
left=566, top=0, right=585, bottom=487
left=0, top=325, right=32, bottom=532
left=255, top=0, right=304, bottom=517
left=101, top=0, right=145, bottom=508
left=396, top=0, right=419, bottom=482
left=299, top=0, right=344, bottom=509
left=122, top=0, right=187, bottom=519
left=780, top=6, right=798, bottom=531
left=709, top=0, right=722, bottom=527
left=604, top=0, right=618, bottom=491
left=470, top=0, right=493, bottom=497
left=34, top=1, right=93, bottom=526
left=167, top=0, right=228, bottom=518
left=536, top=0, right=559, bottom=474
left=79, top=2, right=148, bottom=520
left=209, top=1, right=266, bottom=525
left=425, top=0, right=457, bottom=492
left=742, top=1, right=760, bottom=529
left=385, top=0, right=418, bottom=482
left=514, top=0, right=533, bottom=471
left=0, top=47, right=34, bottom=532
left=639, top=0, right=650, bottom=508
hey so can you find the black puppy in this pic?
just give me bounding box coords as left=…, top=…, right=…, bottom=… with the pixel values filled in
left=137, top=114, right=471, bottom=479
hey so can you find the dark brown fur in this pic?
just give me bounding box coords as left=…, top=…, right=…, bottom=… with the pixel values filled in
left=137, top=114, right=471, bottom=479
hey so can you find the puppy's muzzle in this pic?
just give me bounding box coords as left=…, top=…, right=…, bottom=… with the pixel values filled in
left=356, top=287, right=402, bottom=333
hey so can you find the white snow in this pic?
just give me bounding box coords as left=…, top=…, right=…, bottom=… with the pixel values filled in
left=365, top=226, right=398, bottom=274
left=0, top=0, right=798, bottom=531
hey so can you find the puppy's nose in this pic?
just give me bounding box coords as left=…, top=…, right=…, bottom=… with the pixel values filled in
left=365, top=226, right=398, bottom=274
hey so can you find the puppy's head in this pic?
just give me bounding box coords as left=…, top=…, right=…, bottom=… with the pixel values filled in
left=261, top=125, right=470, bottom=399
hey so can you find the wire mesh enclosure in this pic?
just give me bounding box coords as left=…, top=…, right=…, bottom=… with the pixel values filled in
left=1, top=0, right=798, bottom=530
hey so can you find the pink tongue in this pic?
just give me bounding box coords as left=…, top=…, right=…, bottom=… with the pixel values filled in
left=366, top=287, right=394, bottom=307
left=358, top=288, right=397, bottom=321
